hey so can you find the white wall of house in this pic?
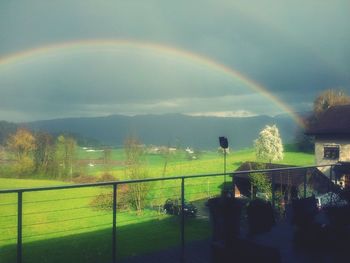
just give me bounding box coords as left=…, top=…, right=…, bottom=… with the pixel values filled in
left=315, top=138, right=350, bottom=177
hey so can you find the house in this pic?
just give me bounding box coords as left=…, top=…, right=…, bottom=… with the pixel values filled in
left=233, top=162, right=335, bottom=199
left=305, top=104, right=350, bottom=187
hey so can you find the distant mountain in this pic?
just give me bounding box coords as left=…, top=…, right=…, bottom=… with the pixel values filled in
left=24, top=113, right=301, bottom=150
left=0, top=121, right=18, bottom=144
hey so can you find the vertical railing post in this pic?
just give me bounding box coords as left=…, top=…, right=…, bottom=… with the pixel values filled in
left=332, top=165, right=337, bottom=185
left=329, top=165, right=333, bottom=192
left=181, top=178, right=185, bottom=263
left=231, top=173, right=235, bottom=198
left=224, top=149, right=227, bottom=185
left=17, top=191, right=22, bottom=263
left=303, top=171, right=307, bottom=198
left=271, top=173, right=275, bottom=209
left=112, top=184, right=117, bottom=263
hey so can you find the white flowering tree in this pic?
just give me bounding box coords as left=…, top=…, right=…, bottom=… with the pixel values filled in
left=250, top=125, right=284, bottom=200
left=254, top=125, right=284, bottom=163
left=249, top=125, right=283, bottom=199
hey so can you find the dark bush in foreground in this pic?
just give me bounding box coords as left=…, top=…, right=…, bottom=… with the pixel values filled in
left=72, top=175, right=97, bottom=184
left=247, top=199, right=275, bottom=235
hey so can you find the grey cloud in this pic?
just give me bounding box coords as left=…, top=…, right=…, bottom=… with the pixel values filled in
left=0, top=0, right=349, bottom=121
left=0, top=49, right=252, bottom=102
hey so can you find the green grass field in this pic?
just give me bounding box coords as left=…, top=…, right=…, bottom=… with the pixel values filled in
left=77, top=147, right=314, bottom=178
left=0, top=178, right=214, bottom=262
left=0, top=148, right=314, bottom=262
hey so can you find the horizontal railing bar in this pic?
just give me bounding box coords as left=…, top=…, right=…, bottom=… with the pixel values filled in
left=0, top=173, right=226, bottom=193
left=22, top=213, right=111, bottom=227
left=0, top=164, right=336, bottom=194
left=23, top=194, right=100, bottom=204
left=232, top=163, right=335, bottom=176
left=22, top=206, right=92, bottom=216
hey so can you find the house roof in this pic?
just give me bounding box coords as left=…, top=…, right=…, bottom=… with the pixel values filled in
left=234, top=162, right=337, bottom=196
left=334, top=162, right=350, bottom=174
left=305, top=104, right=350, bottom=136
left=235, top=162, right=303, bottom=187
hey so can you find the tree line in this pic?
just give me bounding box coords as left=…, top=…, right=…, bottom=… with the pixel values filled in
left=3, top=128, right=77, bottom=179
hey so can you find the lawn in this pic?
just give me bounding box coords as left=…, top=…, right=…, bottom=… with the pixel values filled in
left=0, top=178, right=213, bottom=262
left=0, top=148, right=314, bottom=262
left=87, top=148, right=314, bottom=178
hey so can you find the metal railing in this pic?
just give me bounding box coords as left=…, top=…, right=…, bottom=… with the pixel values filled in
left=0, top=164, right=337, bottom=263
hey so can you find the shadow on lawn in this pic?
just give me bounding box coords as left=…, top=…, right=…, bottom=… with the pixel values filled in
left=1, top=216, right=210, bottom=263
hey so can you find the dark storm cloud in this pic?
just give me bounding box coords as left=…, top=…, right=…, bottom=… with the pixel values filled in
left=0, top=0, right=349, bottom=121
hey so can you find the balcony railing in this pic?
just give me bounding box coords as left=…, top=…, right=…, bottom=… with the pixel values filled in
left=0, top=164, right=338, bottom=263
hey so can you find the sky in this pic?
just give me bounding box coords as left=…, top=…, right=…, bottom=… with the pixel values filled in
left=0, top=0, right=349, bottom=122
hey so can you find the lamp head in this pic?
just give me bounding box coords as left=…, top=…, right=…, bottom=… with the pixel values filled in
left=219, top=136, right=228, bottom=149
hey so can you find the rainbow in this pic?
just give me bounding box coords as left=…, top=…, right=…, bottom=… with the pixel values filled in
left=0, top=39, right=304, bottom=127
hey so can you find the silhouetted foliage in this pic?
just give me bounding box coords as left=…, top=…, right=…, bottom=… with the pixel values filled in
left=247, top=199, right=275, bottom=235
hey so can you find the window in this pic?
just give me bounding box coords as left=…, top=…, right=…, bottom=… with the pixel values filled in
left=323, top=145, right=339, bottom=160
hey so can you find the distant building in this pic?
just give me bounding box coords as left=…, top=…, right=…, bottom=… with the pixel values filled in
left=306, top=104, right=350, bottom=187
left=148, top=146, right=160, bottom=154
left=185, top=147, right=194, bottom=154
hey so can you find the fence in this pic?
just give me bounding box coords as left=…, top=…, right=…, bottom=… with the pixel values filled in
left=0, top=164, right=336, bottom=263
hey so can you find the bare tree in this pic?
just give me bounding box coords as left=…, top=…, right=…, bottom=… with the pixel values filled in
left=56, top=135, right=77, bottom=179
left=7, top=128, right=36, bottom=176
left=33, top=132, right=55, bottom=174
left=314, top=89, right=350, bottom=117
left=124, top=136, right=150, bottom=213
left=103, top=146, right=113, bottom=173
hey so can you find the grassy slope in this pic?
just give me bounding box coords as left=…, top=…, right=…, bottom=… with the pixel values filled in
left=0, top=149, right=314, bottom=262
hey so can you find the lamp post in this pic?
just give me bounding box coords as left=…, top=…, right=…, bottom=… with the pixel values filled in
left=219, top=136, right=228, bottom=185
